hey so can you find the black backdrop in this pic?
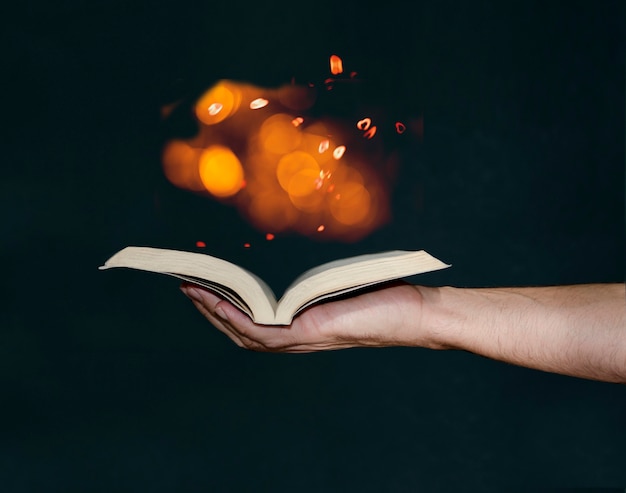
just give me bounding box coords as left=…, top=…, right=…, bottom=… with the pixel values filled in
left=2, top=1, right=625, bottom=491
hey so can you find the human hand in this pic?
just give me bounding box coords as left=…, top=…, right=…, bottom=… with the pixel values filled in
left=180, top=282, right=440, bottom=352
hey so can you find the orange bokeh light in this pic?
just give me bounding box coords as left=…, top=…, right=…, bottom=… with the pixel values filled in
left=249, top=98, right=269, bottom=109
left=333, top=145, right=346, bottom=160
left=198, top=146, right=244, bottom=197
left=330, top=55, right=343, bottom=75
left=318, top=139, right=330, bottom=154
left=357, top=118, right=371, bottom=131
left=247, top=192, right=298, bottom=232
left=276, top=151, right=319, bottom=191
left=363, top=126, right=377, bottom=139
left=259, top=114, right=303, bottom=155
left=329, top=181, right=371, bottom=225
left=162, top=140, right=205, bottom=191
left=195, top=82, right=241, bottom=125
left=162, top=76, right=397, bottom=242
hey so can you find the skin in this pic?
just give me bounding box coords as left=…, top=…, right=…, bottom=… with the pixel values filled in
left=180, top=282, right=626, bottom=383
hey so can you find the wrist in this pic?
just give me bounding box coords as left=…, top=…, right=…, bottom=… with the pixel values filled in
left=412, top=285, right=465, bottom=350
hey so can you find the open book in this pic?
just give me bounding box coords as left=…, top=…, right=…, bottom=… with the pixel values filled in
left=100, top=247, right=450, bottom=325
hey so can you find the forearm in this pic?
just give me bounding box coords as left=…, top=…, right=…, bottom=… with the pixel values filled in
left=417, top=284, right=626, bottom=383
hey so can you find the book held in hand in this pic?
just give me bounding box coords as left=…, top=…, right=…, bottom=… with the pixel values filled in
left=100, top=247, right=450, bottom=325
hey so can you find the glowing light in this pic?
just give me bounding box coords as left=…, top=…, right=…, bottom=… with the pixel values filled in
left=247, top=192, right=298, bottom=232
left=395, top=121, right=406, bottom=134
left=276, top=151, right=319, bottom=191
left=208, top=103, right=223, bottom=115
left=357, top=118, right=372, bottom=131
left=333, top=146, right=346, bottom=160
left=330, top=55, right=343, bottom=75
left=195, top=82, right=241, bottom=125
left=350, top=71, right=357, bottom=78
left=330, top=181, right=371, bottom=225
left=164, top=78, right=391, bottom=242
left=249, top=98, right=269, bottom=109
left=161, top=140, right=204, bottom=191
left=198, top=146, right=244, bottom=197
left=288, top=168, right=320, bottom=197
left=278, top=85, right=316, bottom=110
left=363, top=126, right=377, bottom=139
left=259, top=114, right=303, bottom=154
left=314, top=170, right=332, bottom=190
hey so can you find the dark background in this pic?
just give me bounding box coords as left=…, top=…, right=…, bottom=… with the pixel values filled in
left=2, top=0, right=625, bottom=491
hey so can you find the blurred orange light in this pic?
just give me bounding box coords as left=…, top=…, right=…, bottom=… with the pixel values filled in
left=333, top=145, right=346, bottom=160
left=250, top=98, right=269, bottom=109
left=247, top=192, right=297, bottom=232
left=276, top=151, right=319, bottom=191
left=198, top=146, right=244, bottom=197
left=208, top=103, right=223, bottom=116
left=259, top=114, right=303, bottom=154
left=278, top=85, right=317, bottom=111
left=288, top=168, right=320, bottom=197
left=330, top=181, right=371, bottom=225
left=161, top=140, right=205, bottom=191
left=330, top=55, right=343, bottom=75
left=363, top=126, right=377, bottom=139
left=166, top=78, right=390, bottom=242
left=195, top=82, right=241, bottom=125
left=357, top=118, right=371, bottom=131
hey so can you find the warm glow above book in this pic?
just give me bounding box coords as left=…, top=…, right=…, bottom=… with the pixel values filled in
left=100, top=247, right=450, bottom=325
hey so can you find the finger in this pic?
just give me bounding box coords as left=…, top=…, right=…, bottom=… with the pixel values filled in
left=180, top=284, right=359, bottom=352
left=213, top=298, right=303, bottom=351
left=180, top=286, right=249, bottom=346
left=181, top=285, right=304, bottom=350
left=188, top=298, right=249, bottom=348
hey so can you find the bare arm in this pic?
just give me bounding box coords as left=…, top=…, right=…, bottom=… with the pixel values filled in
left=181, top=283, right=626, bottom=383
left=418, top=284, right=626, bottom=383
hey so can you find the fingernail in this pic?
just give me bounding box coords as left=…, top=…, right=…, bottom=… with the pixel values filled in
left=215, top=304, right=229, bottom=322
left=181, top=286, right=202, bottom=303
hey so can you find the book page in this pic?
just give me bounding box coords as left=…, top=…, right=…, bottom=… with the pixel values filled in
left=274, top=250, right=450, bottom=324
left=170, top=274, right=255, bottom=318
left=100, top=247, right=278, bottom=323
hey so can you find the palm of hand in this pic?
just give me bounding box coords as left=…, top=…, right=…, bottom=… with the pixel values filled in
left=181, top=282, right=427, bottom=352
